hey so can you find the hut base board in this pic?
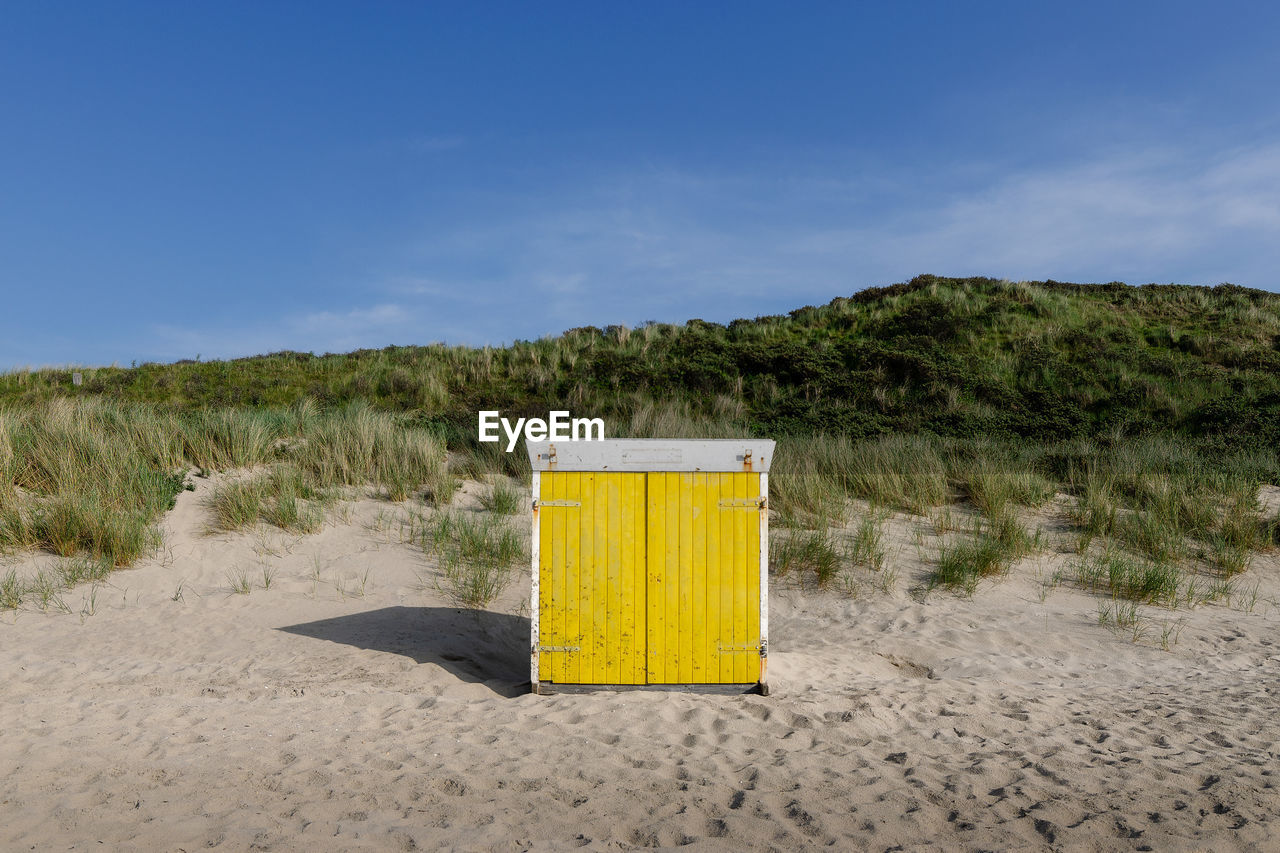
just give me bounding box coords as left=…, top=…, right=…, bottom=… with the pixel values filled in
left=533, top=681, right=768, bottom=696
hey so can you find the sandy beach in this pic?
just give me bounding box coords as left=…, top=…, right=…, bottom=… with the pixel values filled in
left=2, top=477, right=1278, bottom=851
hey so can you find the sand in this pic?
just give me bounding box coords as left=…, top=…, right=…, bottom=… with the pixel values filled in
left=2, top=477, right=1278, bottom=851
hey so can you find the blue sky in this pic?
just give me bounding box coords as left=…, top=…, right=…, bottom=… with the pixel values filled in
left=3, top=2, right=1279, bottom=367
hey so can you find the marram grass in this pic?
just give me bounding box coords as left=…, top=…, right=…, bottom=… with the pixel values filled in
left=0, top=398, right=448, bottom=563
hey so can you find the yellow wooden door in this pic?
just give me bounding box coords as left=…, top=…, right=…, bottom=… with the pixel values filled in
left=537, top=472, right=646, bottom=684
left=645, top=472, right=761, bottom=684
left=538, top=470, right=761, bottom=685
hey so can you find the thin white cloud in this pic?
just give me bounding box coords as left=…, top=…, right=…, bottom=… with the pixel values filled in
left=129, top=139, right=1280, bottom=364
left=853, top=143, right=1280, bottom=284
left=294, top=303, right=408, bottom=336
left=149, top=302, right=417, bottom=361
left=380, top=141, right=1277, bottom=344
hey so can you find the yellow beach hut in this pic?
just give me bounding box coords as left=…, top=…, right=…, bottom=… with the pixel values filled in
left=526, top=439, right=774, bottom=694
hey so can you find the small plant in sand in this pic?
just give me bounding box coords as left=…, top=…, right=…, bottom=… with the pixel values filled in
left=422, top=510, right=525, bottom=609
left=1201, top=574, right=1236, bottom=605
left=0, top=569, right=22, bottom=610
left=308, top=558, right=324, bottom=598
left=226, top=567, right=253, bottom=595
left=80, top=583, right=99, bottom=619
left=27, top=570, right=70, bottom=613
left=1158, top=617, right=1185, bottom=650
left=1230, top=579, right=1261, bottom=613
left=849, top=511, right=888, bottom=572
left=57, top=554, right=114, bottom=589
left=1097, top=598, right=1147, bottom=643
left=334, top=567, right=372, bottom=599
left=929, top=505, right=959, bottom=534
left=479, top=478, right=523, bottom=515
left=1036, top=565, right=1068, bottom=602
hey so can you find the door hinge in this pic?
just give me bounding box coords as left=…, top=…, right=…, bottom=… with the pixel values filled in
left=534, top=500, right=581, bottom=508
left=538, top=645, right=581, bottom=653
left=717, top=642, right=764, bottom=653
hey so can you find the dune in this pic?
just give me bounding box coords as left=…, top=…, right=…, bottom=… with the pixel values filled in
left=1, top=476, right=1277, bottom=850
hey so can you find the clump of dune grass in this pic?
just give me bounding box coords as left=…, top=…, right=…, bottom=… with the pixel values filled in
left=770, top=437, right=849, bottom=524
left=1200, top=489, right=1265, bottom=575
left=451, top=437, right=533, bottom=486
left=929, top=511, right=1036, bottom=595
left=479, top=478, right=522, bottom=515
left=0, top=498, right=35, bottom=553
left=773, top=434, right=949, bottom=522
left=1068, top=471, right=1119, bottom=549
left=293, top=403, right=444, bottom=501
left=26, top=569, right=69, bottom=613
left=0, top=400, right=182, bottom=564
left=57, top=554, right=114, bottom=588
left=844, top=435, right=949, bottom=514
left=208, top=477, right=265, bottom=530
left=1266, top=512, right=1280, bottom=549
left=180, top=408, right=279, bottom=470
left=770, top=523, right=843, bottom=587
left=1097, top=598, right=1148, bottom=643
left=420, top=510, right=525, bottom=609
left=947, top=448, right=1054, bottom=518
left=931, top=535, right=1009, bottom=597
left=1074, top=551, right=1182, bottom=606
left=0, top=569, right=22, bottom=610
left=226, top=567, right=253, bottom=595
left=1116, top=509, right=1183, bottom=565
left=849, top=511, right=887, bottom=573
left=258, top=466, right=331, bottom=532
left=0, top=398, right=449, bottom=575
left=208, top=466, right=334, bottom=533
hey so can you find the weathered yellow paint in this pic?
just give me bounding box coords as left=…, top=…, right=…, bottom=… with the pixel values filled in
left=745, top=472, right=762, bottom=683
left=691, top=473, right=707, bottom=681
left=663, top=472, right=680, bottom=682
left=632, top=473, right=646, bottom=682
left=718, top=473, right=734, bottom=682
left=705, top=473, right=721, bottom=681
left=645, top=472, right=665, bottom=682
left=539, top=470, right=761, bottom=686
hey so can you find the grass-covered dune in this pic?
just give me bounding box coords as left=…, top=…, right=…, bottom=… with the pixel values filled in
left=5, top=275, right=1280, bottom=454
left=2, top=275, right=1279, bottom=596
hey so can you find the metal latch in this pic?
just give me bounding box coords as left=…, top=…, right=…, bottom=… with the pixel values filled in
left=718, top=498, right=766, bottom=508
left=717, top=642, right=764, bottom=653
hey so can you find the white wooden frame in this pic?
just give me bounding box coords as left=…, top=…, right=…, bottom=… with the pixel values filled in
left=530, top=470, right=541, bottom=690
